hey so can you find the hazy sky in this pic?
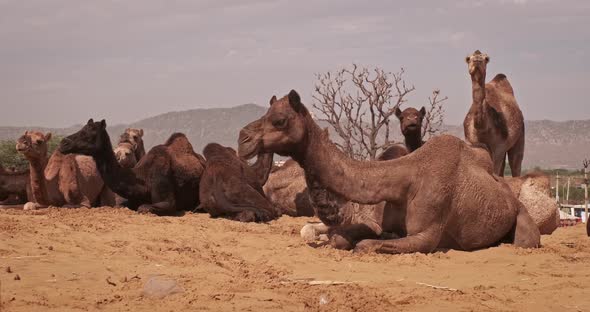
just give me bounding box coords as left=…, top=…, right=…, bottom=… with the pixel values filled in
left=1, top=0, right=588, bottom=127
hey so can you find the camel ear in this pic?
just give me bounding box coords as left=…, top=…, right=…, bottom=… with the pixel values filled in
left=465, top=56, right=470, bottom=63
left=24, top=130, right=29, bottom=135
left=139, top=129, right=144, bottom=137
left=269, top=95, right=277, bottom=106
left=45, top=132, right=52, bottom=142
left=395, top=107, right=403, bottom=119
left=87, top=118, right=94, bottom=125
left=100, top=119, right=106, bottom=129
left=485, top=56, right=490, bottom=63
left=287, top=90, right=303, bottom=113
left=419, top=106, right=426, bottom=118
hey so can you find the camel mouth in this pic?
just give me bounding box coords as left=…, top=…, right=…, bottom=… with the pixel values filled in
left=238, top=142, right=260, bottom=160
left=58, top=139, right=75, bottom=154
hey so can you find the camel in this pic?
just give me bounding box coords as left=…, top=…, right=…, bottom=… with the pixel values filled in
left=464, top=50, right=525, bottom=177
left=114, top=142, right=138, bottom=169
left=198, top=143, right=279, bottom=222
left=238, top=90, right=540, bottom=254
left=0, top=165, right=31, bottom=205
left=16, top=131, right=109, bottom=210
left=119, top=128, right=146, bottom=162
left=395, top=106, right=426, bottom=153
left=59, top=119, right=205, bottom=215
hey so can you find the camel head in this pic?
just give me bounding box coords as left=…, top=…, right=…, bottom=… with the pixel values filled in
left=59, top=119, right=108, bottom=156
left=16, top=131, right=51, bottom=160
left=119, top=128, right=144, bottom=150
left=238, top=90, right=310, bottom=160
left=465, top=50, right=489, bottom=78
left=114, top=142, right=137, bottom=168
left=395, top=106, right=426, bottom=136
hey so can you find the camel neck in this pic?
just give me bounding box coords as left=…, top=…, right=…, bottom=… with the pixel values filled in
left=404, top=133, right=423, bottom=152
left=470, top=72, right=488, bottom=127
left=250, top=153, right=273, bottom=186
left=27, top=156, right=49, bottom=205
left=93, top=131, right=148, bottom=201
left=294, top=118, right=415, bottom=205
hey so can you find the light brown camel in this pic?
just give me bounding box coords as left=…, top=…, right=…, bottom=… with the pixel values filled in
left=464, top=50, right=525, bottom=177
left=119, top=128, right=146, bottom=162
left=16, top=131, right=109, bottom=210
left=0, top=165, right=31, bottom=205
left=114, top=142, right=138, bottom=169
left=59, top=120, right=205, bottom=215
left=198, top=143, right=279, bottom=222
left=239, top=90, right=540, bottom=254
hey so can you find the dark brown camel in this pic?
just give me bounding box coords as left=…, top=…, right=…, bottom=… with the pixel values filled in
left=464, top=50, right=525, bottom=177
left=0, top=165, right=31, bottom=205
left=59, top=119, right=205, bottom=215
left=239, top=90, right=540, bottom=254
left=198, top=143, right=279, bottom=222
left=395, top=106, right=426, bottom=153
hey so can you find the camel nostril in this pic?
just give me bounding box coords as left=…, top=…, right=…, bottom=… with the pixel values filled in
left=239, top=135, right=251, bottom=144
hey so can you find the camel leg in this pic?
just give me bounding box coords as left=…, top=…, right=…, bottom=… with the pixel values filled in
left=507, top=134, right=525, bottom=177
left=493, top=151, right=506, bottom=177
left=353, top=225, right=442, bottom=254
left=511, top=203, right=540, bottom=248
left=137, top=178, right=177, bottom=215
left=328, top=224, right=381, bottom=250
left=220, top=180, right=279, bottom=222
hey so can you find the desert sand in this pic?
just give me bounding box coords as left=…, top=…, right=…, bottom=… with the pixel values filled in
left=1, top=207, right=589, bottom=312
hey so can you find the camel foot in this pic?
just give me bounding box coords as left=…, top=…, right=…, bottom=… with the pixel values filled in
left=234, top=211, right=257, bottom=222
left=329, top=234, right=354, bottom=250
left=352, top=239, right=382, bottom=254
left=137, top=205, right=153, bottom=214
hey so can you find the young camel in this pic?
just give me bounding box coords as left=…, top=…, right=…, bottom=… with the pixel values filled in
left=238, top=90, right=540, bottom=254
left=198, top=143, right=279, bottom=222
left=464, top=50, right=525, bottom=176
left=59, top=119, right=205, bottom=215
left=16, top=131, right=108, bottom=210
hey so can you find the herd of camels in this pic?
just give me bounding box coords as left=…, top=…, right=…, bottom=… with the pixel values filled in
left=0, top=50, right=581, bottom=254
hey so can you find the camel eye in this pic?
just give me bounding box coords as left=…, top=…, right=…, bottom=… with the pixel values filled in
left=272, top=118, right=288, bottom=129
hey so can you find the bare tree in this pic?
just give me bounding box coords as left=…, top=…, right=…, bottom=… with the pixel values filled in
left=312, top=64, right=447, bottom=160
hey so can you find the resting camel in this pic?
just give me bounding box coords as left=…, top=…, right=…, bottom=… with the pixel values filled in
left=114, top=142, right=138, bottom=169
left=118, top=128, right=146, bottom=162
left=16, top=131, right=110, bottom=210
left=198, top=143, right=279, bottom=222
left=59, top=119, right=205, bottom=215
left=464, top=50, right=525, bottom=177
left=239, top=90, right=540, bottom=254
left=0, top=165, right=31, bottom=205
left=301, top=110, right=557, bottom=245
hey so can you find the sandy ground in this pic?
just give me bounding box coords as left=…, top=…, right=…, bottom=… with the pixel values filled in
left=0, top=207, right=589, bottom=312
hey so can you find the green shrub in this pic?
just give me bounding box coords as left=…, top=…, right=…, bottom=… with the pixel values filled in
left=0, top=135, right=63, bottom=171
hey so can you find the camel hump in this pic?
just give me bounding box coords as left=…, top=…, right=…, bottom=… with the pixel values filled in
left=490, top=73, right=514, bottom=94
left=165, top=133, right=195, bottom=154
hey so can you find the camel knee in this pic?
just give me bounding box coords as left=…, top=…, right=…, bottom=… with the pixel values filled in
left=329, top=234, right=354, bottom=250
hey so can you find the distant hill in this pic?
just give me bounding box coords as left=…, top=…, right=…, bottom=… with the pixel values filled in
left=1, top=104, right=588, bottom=169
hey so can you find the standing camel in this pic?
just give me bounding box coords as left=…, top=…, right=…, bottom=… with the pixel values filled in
left=238, top=90, right=539, bottom=254
left=464, top=50, right=525, bottom=177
